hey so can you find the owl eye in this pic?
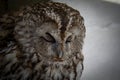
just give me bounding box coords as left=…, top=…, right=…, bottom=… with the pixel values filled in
left=66, top=36, right=72, bottom=43
left=41, top=32, right=56, bottom=43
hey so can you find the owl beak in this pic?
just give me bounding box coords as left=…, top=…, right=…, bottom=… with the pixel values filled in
left=54, top=43, right=64, bottom=61
left=53, top=50, right=64, bottom=62
left=58, top=51, right=63, bottom=58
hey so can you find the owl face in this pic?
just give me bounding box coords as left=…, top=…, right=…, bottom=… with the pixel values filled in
left=15, top=20, right=84, bottom=65
left=35, top=22, right=82, bottom=62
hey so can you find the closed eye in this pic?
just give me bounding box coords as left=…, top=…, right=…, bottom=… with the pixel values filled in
left=41, top=32, right=56, bottom=43
left=66, top=35, right=72, bottom=43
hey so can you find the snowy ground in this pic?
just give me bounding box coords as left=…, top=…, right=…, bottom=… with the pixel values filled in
left=53, top=0, right=120, bottom=80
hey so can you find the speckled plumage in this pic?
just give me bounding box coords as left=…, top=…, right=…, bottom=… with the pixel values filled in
left=0, top=1, right=85, bottom=80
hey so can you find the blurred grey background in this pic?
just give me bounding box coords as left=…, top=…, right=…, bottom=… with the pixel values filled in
left=0, top=0, right=120, bottom=80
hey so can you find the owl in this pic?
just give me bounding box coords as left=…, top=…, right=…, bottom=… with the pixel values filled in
left=0, top=1, right=85, bottom=80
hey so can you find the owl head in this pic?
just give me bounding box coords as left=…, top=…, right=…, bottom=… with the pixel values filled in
left=14, top=2, right=85, bottom=65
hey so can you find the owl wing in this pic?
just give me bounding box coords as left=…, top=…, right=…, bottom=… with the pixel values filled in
left=0, top=14, right=16, bottom=54
left=0, top=13, right=21, bottom=80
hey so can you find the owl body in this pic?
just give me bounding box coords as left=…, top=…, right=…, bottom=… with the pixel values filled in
left=0, top=1, right=85, bottom=80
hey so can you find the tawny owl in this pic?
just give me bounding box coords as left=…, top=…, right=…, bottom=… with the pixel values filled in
left=0, top=1, right=85, bottom=80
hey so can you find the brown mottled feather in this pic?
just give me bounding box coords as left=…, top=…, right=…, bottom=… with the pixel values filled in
left=0, top=1, right=85, bottom=80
